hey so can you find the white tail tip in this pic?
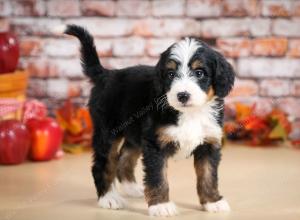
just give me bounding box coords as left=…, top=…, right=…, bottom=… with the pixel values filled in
left=51, top=24, right=67, bottom=35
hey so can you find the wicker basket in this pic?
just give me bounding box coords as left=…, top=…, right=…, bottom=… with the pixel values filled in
left=0, top=70, right=28, bottom=120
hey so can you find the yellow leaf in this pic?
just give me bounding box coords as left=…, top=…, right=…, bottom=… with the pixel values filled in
left=268, top=123, right=287, bottom=140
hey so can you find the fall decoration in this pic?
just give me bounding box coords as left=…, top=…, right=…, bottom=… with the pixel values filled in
left=0, top=71, right=28, bottom=120
left=224, top=103, right=293, bottom=146
left=55, top=99, right=92, bottom=153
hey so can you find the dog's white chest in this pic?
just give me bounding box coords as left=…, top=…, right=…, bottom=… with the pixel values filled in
left=162, top=109, right=222, bottom=158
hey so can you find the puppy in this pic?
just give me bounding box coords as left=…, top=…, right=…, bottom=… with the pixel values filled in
left=65, top=25, right=235, bottom=217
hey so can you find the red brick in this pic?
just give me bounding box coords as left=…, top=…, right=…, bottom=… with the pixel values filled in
left=113, top=37, right=145, bottom=57
left=228, top=79, right=258, bottom=97
left=102, top=58, right=138, bottom=70
left=238, top=58, right=300, bottom=78
left=27, top=79, right=47, bottom=98
left=134, top=18, right=201, bottom=37
left=47, top=0, right=80, bottom=17
left=222, top=0, right=260, bottom=17
left=287, top=39, right=300, bottom=57
left=273, top=19, right=300, bottom=37
left=116, top=0, right=150, bottom=17
left=19, top=37, right=43, bottom=56
left=44, top=38, right=78, bottom=57
left=261, top=0, right=292, bottom=17
left=11, top=18, right=62, bottom=36
left=94, top=39, right=113, bottom=57
left=12, top=0, right=45, bottom=16
left=48, top=59, right=83, bottom=79
left=249, top=18, right=271, bottom=36
left=277, top=98, right=300, bottom=119
left=289, top=120, right=300, bottom=140
left=260, top=79, right=290, bottom=97
left=146, top=38, right=177, bottom=57
left=152, top=0, right=185, bottom=17
left=80, top=80, right=92, bottom=97
left=293, top=1, right=300, bottom=16
left=25, top=58, right=54, bottom=78
left=102, top=57, right=156, bottom=69
left=0, top=0, right=11, bottom=16
left=252, top=38, right=288, bottom=56
left=81, top=0, right=115, bottom=17
left=226, top=58, right=236, bottom=71
left=46, top=79, right=68, bottom=99
left=68, top=81, right=82, bottom=98
left=202, top=19, right=249, bottom=37
left=66, top=18, right=135, bottom=37
left=0, top=18, right=9, bottom=32
left=186, top=0, right=222, bottom=18
left=291, top=80, right=300, bottom=96
left=217, top=38, right=251, bottom=58
left=254, top=98, right=276, bottom=116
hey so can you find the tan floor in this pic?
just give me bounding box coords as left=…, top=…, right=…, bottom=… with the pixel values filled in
left=0, top=146, right=300, bottom=220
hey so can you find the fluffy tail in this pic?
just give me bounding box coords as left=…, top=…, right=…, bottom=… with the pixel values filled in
left=64, top=24, right=103, bottom=83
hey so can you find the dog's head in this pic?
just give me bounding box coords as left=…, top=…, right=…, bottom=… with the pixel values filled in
left=156, top=38, right=235, bottom=112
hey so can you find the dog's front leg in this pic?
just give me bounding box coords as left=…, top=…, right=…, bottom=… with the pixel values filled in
left=193, top=143, right=230, bottom=212
left=142, top=145, right=178, bottom=217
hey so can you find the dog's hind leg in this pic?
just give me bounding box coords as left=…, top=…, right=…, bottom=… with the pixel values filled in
left=92, top=135, right=126, bottom=209
left=117, top=141, right=143, bottom=198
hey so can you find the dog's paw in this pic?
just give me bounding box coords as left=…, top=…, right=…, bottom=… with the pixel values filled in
left=148, top=202, right=178, bottom=217
left=120, top=181, right=144, bottom=198
left=202, top=198, right=231, bottom=213
left=98, top=190, right=126, bottom=209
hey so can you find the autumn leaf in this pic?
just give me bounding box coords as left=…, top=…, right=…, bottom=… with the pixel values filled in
left=235, top=103, right=254, bottom=121
left=268, top=123, right=288, bottom=140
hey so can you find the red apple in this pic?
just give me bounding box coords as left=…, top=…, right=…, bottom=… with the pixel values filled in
left=0, top=120, right=30, bottom=165
left=0, top=32, right=19, bottom=74
left=26, top=117, right=63, bottom=161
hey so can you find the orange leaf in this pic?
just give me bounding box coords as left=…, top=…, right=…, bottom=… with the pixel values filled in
left=235, top=103, right=254, bottom=121
left=77, top=108, right=93, bottom=133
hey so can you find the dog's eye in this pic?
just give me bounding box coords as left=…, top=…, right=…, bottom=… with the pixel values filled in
left=194, top=69, right=205, bottom=78
left=168, top=71, right=176, bottom=79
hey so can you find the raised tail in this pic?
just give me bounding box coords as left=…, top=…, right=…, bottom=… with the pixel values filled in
left=64, top=24, right=103, bottom=83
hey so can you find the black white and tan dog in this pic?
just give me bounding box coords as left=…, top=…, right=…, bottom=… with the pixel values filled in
left=65, top=24, right=235, bottom=217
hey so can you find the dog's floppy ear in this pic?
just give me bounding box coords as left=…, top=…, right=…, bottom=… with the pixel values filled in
left=212, top=51, right=235, bottom=98
left=156, top=46, right=172, bottom=79
left=154, top=46, right=172, bottom=94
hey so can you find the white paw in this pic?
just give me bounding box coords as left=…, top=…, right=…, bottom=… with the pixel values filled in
left=203, top=198, right=231, bottom=213
left=98, top=185, right=126, bottom=209
left=120, top=181, right=144, bottom=198
left=149, top=202, right=178, bottom=217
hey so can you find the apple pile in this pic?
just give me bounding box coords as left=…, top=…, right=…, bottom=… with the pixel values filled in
left=0, top=100, right=63, bottom=165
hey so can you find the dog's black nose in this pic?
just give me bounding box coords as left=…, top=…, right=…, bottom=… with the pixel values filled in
left=177, top=92, right=190, bottom=104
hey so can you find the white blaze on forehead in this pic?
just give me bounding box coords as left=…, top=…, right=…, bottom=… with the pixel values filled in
left=167, top=38, right=206, bottom=110
left=170, top=38, right=201, bottom=77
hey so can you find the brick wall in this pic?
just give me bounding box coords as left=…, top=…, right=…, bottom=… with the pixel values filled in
left=1, top=0, right=300, bottom=138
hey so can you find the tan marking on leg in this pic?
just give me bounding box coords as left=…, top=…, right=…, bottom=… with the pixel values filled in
left=194, top=158, right=221, bottom=204
left=104, top=138, right=124, bottom=189
left=117, top=147, right=141, bottom=183
left=145, top=160, right=169, bottom=206
left=116, top=138, right=125, bottom=153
